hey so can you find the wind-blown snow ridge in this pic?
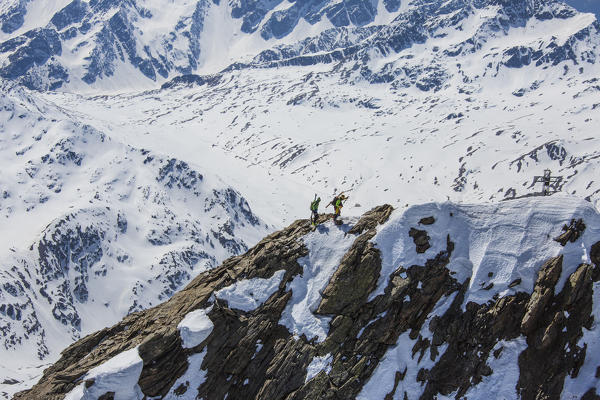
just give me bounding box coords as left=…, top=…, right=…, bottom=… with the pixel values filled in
left=372, top=195, right=600, bottom=308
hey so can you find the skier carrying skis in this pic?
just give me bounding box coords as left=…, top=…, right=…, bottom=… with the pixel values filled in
left=310, top=195, right=321, bottom=228
left=327, top=192, right=348, bottom=223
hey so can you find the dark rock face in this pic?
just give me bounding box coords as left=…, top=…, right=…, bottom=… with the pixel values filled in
left=563, top=0, right=600, bottom=20
left=554, top=218, right=586, bottom=246
left=419, top=216, right=435, bottom=225
left=409, top=227, right=431, bottom=253
left=232, top=0, right=383, bottom=40
left=518, top=260, right=596, bottom=399
left=15, top=205, right=600, bottom=400
left=51, top=0, right=88, bottom=31
left=0, top=28, right=62, bottom=82
left=0, top=1, right=27, bottom=34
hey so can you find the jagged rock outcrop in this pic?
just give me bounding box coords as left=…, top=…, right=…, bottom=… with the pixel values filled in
left=14, top=201, right=600, bottom=399
left=554, top=218, right=587, bottom=246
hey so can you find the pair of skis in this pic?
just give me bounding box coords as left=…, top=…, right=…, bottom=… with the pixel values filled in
left=311, top=189, right=352, bottom=229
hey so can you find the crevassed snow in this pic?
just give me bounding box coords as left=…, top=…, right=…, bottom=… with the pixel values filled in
left=64, top=347, right=144, bottom=400
left=178, top=307, right=214, bottom=349
left=561, top=281, right=600, bottom=398
left=305, top=353, right=333, bottom=383
left=372, top=195, right=600, bottom=311
left=215, top=270, right=286, bottom=312
left=279, top=221, right=355, bottom=342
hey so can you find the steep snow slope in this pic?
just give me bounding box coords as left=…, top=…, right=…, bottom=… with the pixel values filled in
left=16, top=196, right=600, bottom=399
left=0, top=0, right=402, bottom=91
left=0, top=81, right=268, bottom=398
left=1, top=0, right=594, bottom=91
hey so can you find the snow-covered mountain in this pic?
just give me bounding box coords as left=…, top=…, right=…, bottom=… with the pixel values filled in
left=39, top=0, right=600, bottom=218
left=1, top=0, right=599, bottom=397
left=0, top=80, right=267, bottom=397
left=0, top=0, right=400, bottom=91
left=1, top=0, right=596, bottom=91
left=15, top=196, right=600, bottom=399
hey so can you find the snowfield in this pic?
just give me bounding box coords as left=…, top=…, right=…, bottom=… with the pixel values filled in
left=1, top=0, right=600, bottom=397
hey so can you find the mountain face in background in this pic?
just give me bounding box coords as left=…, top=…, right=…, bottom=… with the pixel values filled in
left=0, top=0, right=211, bottom=90
left=42, top=0, right=600, bottom=213
left=0, top=0, right=596, bottom=91
left=15, top=197, right=600, bottom=399
left=0, top=0, right=599, bottom=397
left=0, top=0, right=399, bottom=90
left=563, top=0, right=600, bottom=19
left=0, top=81, right=268, bottom=397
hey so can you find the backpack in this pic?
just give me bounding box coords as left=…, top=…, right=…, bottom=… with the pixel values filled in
left=310, top=200, right=319, bottom=211
left=330, top=196, right=339, bottom=207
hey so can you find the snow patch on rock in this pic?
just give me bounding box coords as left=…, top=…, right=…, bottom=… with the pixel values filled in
left=215, top=270, right=286, bottom=312
left=64, top=347, right=144, bottom=400
left=357, top=331, right=448, bottom=399
left=279, top=222, right=355, bottom=342
left=305, top=353, right=333, bottom=383
left=463, top=337, right=528, bottom=399
left=161, top=349, right=208, bottom=400
left=177, top=307, right=214, bottom=349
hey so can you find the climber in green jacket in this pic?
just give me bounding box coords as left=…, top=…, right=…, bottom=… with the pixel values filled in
left=310, top=195, right=321, bottom=227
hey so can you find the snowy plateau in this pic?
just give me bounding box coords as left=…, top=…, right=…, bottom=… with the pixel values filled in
left=0, top=0, right=599, bottom=398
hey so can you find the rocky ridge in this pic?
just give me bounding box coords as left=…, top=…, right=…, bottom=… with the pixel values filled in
left=15, top=198, right=600, bottom=399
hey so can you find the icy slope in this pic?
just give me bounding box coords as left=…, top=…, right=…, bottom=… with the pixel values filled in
left=16, top=196, right=600, bottom=399
left=0, top=80, right=268, bottom=398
